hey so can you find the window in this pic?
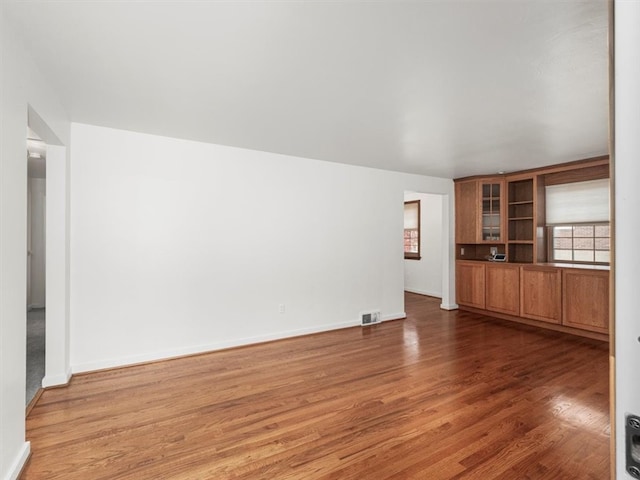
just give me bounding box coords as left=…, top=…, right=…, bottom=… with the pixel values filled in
left=404, top=200, right=420, bottom=260
left=546, top=179, right=610, bottom=264
left=548, top=224, right=610, bottom=264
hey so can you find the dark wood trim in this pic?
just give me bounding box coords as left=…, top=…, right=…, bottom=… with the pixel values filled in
left=454, top=155, right=610, bottom=183
left=543, top=164, right=610, bottom=186
left=508, top=155, right=609, bottom=178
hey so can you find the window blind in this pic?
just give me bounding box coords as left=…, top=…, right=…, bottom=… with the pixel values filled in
left=404, top=202, right=419, bottom=229
left=545, top=179, right=610, bottom=224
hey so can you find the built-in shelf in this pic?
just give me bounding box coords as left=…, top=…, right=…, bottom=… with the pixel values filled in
left=507, top=178, right=536, bottom=262
left=456, top=158, right=608, bottom=267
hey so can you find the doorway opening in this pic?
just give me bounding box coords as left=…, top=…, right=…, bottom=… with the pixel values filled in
left=26, top=126, right=47, bottom=406
left=403, top=191, right=445, bottom=300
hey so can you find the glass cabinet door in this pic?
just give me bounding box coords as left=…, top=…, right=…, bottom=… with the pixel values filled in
left=481, top=183, right=502, bottom=241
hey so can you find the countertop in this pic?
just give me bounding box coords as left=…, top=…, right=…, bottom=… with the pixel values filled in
left=457, top=259, right=610, bottom=271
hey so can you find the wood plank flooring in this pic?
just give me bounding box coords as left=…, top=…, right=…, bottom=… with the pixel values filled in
left=22, top=293, right=610, bottom=479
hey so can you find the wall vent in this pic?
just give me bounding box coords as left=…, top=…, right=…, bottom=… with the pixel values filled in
left=361, top=311, right=381, bottom=326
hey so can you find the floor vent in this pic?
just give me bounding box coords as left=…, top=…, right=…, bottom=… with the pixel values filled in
left=361, top=311, right=381, bottom=326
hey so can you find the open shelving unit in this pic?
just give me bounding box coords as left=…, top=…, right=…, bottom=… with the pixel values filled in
left=507, top=178, right=534, bottom=263
left=507, top=176, right=545, bottom=263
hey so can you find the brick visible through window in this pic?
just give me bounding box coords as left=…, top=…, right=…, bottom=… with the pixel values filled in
left=404, top=229, right=419, bottom=253
left=549, top=224, right=610, bottom=264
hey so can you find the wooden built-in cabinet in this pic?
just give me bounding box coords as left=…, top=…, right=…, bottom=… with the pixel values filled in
left=455, top=181, right=479, bottom=244
left=455, top=178, right=505, bottom=246
left=455, top=262, right=609, bottom=339
left=454, top=156, right=610, bottom=340
left=480, top=181, right=503, bottom=242
left=520, top=266, right=562, bottom=324
left=456, top=174, right=547, bottom=263
left=456, top=157, right=607, bottom=263
left=485, top=263, right=520, bottom=316
left=456, top=261, right=485, bottom=309
left=562, top=269, right=609, bottom=334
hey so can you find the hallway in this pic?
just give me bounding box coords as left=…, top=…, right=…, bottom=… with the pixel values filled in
left=26, top=308, right=45, bottom=406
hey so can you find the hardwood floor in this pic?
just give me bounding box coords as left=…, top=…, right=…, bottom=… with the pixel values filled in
left=22, top=293, right=610, bottom=479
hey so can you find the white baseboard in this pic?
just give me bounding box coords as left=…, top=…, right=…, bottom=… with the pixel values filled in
left=42, top=368, right=72, bottom=388
left=404, top=288, right=442, bottom=298
left=5, top=441, right=30, bottom=480
left=382, top=312, right=406, bottom=321
left=440, top=303, right=459, bottom=311
left=71, top=319, right=361, bottom=374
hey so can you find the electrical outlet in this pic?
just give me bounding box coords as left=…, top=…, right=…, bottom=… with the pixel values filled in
left=461, top=247, right=465, bottom=255
left=278, top=304, right=285, bottom=314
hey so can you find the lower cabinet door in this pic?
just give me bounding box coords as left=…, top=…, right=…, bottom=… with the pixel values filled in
left=456, top=262, right=485, bottom=309
left=520, top=266, right=562, bottom=324
left=562, top=269, right=609, bottom=334
left=485, top=264, right=520, bottom=316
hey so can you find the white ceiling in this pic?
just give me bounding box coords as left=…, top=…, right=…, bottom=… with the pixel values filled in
left=5, top=1, right=609, bottom=179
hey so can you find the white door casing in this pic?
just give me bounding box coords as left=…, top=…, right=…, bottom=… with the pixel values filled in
left=614, top=1, right=640, bottom=478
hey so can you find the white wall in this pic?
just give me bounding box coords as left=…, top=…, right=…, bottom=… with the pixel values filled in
left=615, top=3, right=640, bottom=479
left=403, top=192, right=443, bottom=298
left=43, top=144, right=71, bottom=388
left=69, top=123, right=454, bottom=372
left=28, top=178, right=46, bottom=309
left=0, top=9, right=70, bottom=480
